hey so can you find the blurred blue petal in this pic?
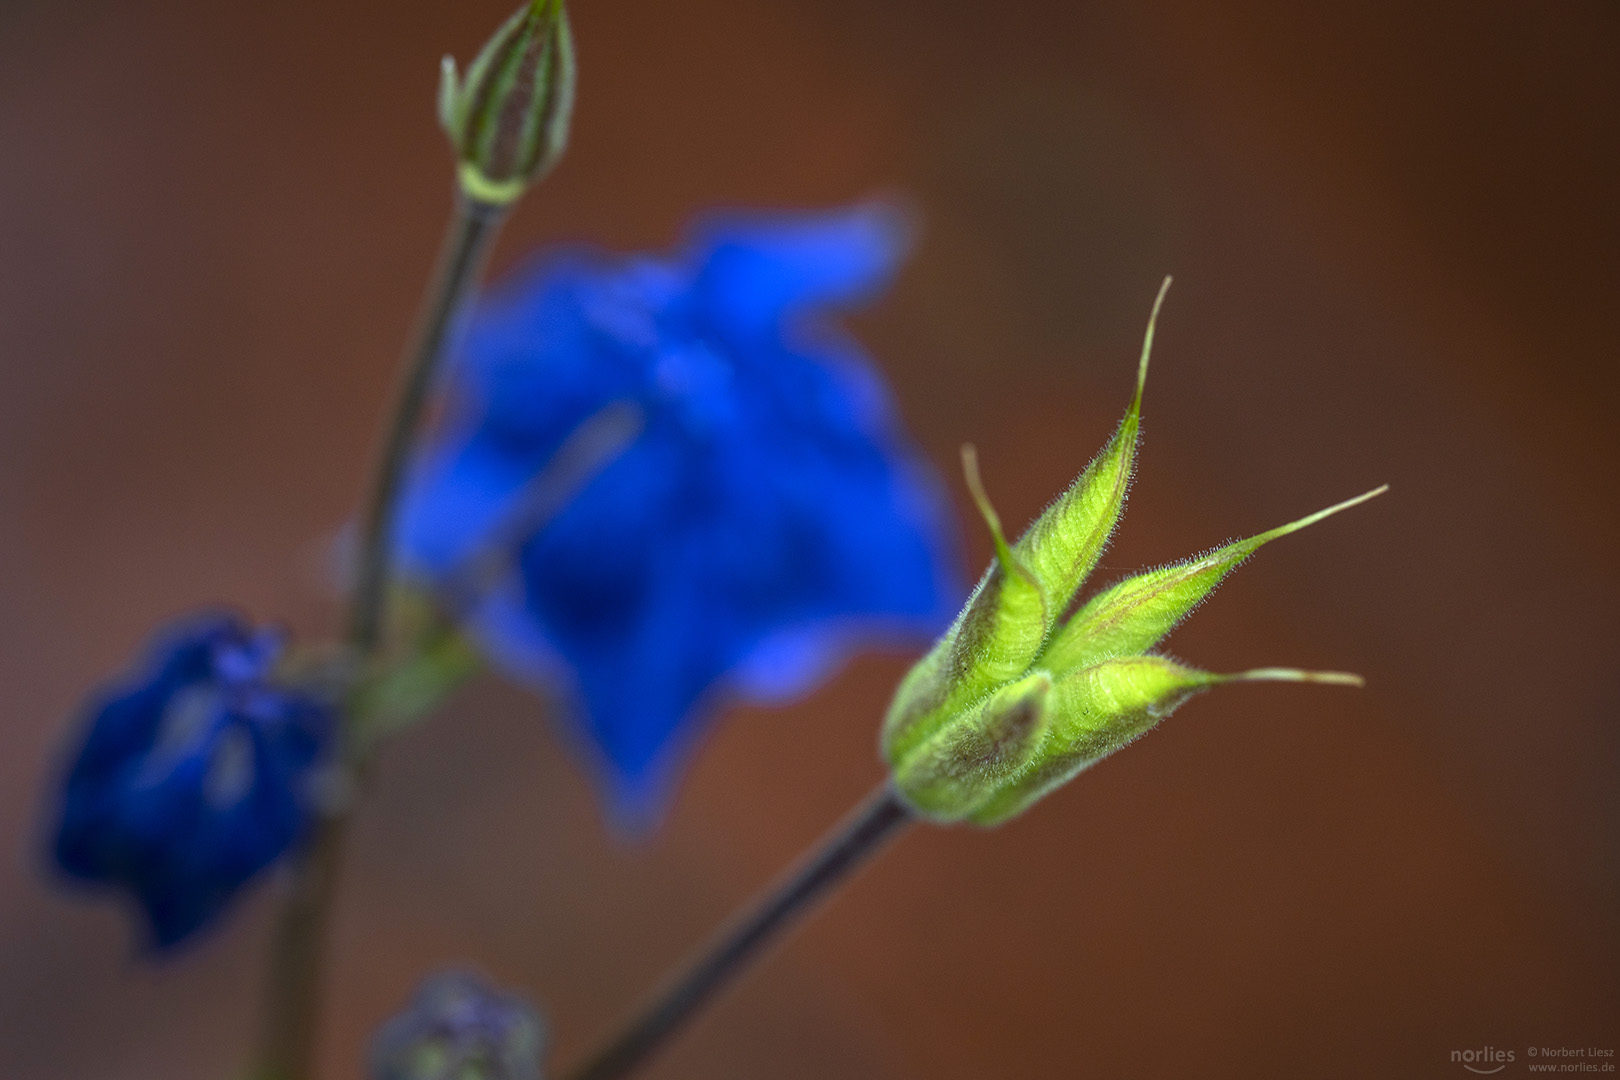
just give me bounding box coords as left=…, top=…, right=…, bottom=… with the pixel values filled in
left=49, top=614, right=334, bottom=948
left=399, top=203, right=962, bottom=822
left=692, top=201, right=914, bottom=336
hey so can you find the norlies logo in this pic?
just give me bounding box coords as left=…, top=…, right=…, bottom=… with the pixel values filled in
left=1453, top=1046, right=1516, bottom=1074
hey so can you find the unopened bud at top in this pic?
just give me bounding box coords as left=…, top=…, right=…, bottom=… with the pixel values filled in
left=439, top=0, right=576, bottom=206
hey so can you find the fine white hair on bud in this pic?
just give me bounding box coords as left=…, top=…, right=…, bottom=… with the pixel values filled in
left=882, top=280, right=1381, bottom=826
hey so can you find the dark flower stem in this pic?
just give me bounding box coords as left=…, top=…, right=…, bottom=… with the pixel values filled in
left=347, top=196, right=508, bottom=654
left=563, top=784, right=914, bottom=1080
left=253, top=814, right=349, bottom=1080
left=254, top=194, right=508, bottom=1080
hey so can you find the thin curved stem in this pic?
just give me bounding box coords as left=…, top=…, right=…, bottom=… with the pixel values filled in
left=253, top=193, right=508, bottom=1080
left=563, top=784, right=913, bottom=1080
left=347, top=196, right=507, bottom=654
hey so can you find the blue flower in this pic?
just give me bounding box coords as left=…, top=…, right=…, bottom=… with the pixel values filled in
left=399, top=203, right=962, bottom=819
left=50, top=613, right=334, bottom=948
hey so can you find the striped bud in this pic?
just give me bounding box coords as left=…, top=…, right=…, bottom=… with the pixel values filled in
left=439, top=0, right=576, bottom=206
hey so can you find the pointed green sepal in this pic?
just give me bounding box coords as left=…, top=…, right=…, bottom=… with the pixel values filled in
left=1040, top=486, right=1387, bottom=674
left=439, top=0, right=576, bottom=206
left=881, top=284, right=1170, bottom=768
left=966, top=658, right=1363, bottom=826
left=880, top=448, right=1050, bottom=765
left=1009, top=277, right=1169, bottom=624
left=891, top=670, right=1053, bottom=822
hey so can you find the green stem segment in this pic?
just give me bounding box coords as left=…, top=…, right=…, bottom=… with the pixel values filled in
left=254, top=195, right=508, bottom=1080
left=563, top=784, right=913, bottom=1080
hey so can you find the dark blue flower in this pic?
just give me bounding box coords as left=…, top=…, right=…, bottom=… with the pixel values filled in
left=50, top=613, right=334, bottom=948
left=399, top=203, right=962, bottom=819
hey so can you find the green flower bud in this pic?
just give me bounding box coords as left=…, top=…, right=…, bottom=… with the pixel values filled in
left=439, top=0, right=576, bottom=206
left=882, top=280, right=1381, bottom=825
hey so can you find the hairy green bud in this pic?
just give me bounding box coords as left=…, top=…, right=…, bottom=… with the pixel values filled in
left=882, top=279, right=1380, bottom=825
left=439, top=0, right=576, bottom=206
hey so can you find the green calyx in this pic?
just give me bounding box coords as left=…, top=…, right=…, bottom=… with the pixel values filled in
left=439, top=0, right=576, bottom=206
left=882, top=278, right=1381, bottom=826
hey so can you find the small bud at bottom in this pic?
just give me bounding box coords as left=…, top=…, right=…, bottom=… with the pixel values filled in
left=370, top=970, right=546, bottom=1080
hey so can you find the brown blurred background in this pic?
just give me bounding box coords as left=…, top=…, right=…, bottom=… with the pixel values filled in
left=2, top=0, right=1616, bottom=1076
